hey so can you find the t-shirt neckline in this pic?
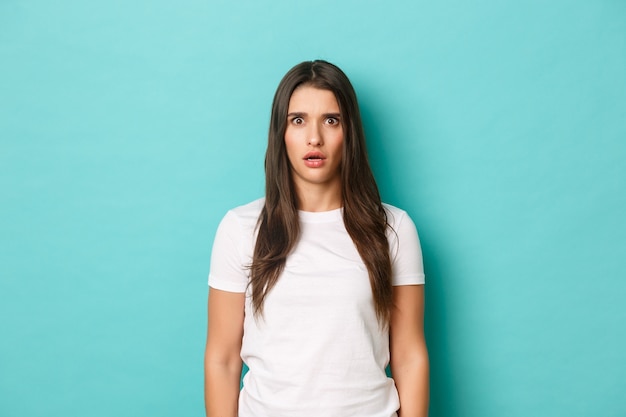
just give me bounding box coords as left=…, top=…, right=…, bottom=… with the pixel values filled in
left=298, top=207, right=343, bottom=223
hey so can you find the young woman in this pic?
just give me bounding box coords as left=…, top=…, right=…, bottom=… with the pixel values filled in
left=204, top=60, right=428, bottom=417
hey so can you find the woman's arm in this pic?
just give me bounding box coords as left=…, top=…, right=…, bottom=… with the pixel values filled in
left=390, top=285, right=429, bottom=417
left=204, top=288, right=245, bottom=417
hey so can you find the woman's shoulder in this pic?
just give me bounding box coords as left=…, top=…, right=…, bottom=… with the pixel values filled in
left=219, top=197, right=264, bottom=230
left=218, top=198, right=265, bottom=240
left=229, top=197, right=265, bottom=217
left=382, top=202, right=412, bottom=228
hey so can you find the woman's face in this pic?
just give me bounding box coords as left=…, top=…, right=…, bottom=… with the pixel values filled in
left=284, top=85, right=344, bottom=195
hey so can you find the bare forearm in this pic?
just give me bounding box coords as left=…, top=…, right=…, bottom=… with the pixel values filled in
left=392, top=354, right=429, bottom=417
left=204, top=361, right=242, bottom=417
left=204, top=289, right=245, bottom=416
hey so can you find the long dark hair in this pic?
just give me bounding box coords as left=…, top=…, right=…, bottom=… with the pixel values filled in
left=250, top=60, right=393, bottom=325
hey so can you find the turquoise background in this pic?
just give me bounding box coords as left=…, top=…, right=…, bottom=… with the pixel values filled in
left=1, top=0, right=625, bottom=415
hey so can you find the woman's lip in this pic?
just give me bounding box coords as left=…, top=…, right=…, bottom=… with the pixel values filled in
left=304, top=158, right=325, bottom=168
left=303, top=152, right=326, bottom=168
left=303, top=151, right=326, bottom=160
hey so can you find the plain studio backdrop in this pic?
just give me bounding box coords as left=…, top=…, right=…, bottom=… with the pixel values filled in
left=1, top=1, right=624, bottom=416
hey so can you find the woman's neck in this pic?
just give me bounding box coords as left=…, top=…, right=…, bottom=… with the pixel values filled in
left=294, top=182, right=343, bottom=212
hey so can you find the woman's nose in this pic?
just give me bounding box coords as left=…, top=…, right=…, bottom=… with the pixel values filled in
left=307, top=124, right=323, bottom=146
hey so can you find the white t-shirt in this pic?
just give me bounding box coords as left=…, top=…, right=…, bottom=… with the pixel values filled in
left=208, top=198, right=425, bottom=417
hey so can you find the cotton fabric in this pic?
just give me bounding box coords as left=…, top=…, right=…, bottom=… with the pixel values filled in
left=208, top=198, right=424, bottom=417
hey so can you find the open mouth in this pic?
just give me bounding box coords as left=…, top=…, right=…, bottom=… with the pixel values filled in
left=304, top=152, right=325, bottom=161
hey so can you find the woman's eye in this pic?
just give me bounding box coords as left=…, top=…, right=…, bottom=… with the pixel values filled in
left=326, top=117, right=339, bottom=125
left=292, top=117, right=304, bottom=125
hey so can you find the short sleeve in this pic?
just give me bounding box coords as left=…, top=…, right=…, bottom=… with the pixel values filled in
left=388, top=209, right=425, bottom=286
left=208, top=210, right=249, bottom=293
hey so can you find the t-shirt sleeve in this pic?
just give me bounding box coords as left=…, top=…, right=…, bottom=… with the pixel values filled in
left=389, top=210, right=425, bottom=286
left=207, top=210, right=249, bottom=293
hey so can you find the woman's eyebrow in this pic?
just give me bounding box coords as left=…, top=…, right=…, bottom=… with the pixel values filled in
left=287, top=112, right=341, bottom=118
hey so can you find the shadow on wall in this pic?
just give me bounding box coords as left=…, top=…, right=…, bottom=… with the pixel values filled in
left=422, top=241, right=457, bottom=417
